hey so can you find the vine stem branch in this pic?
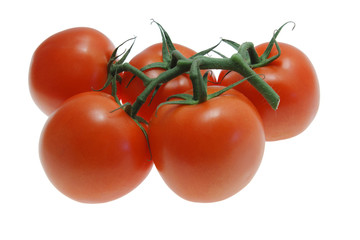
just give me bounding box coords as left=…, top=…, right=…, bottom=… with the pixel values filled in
left=104, top=21, right=295, bottom=118
left=119, top=50, right=280, bottom=117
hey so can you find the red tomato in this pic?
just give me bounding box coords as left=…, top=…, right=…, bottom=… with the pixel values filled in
left=29, top=27, right=115, bottom=115
left=218, top=42, right=320, bottom=141
left=148, top=86, right=265, bottom=202
left=118, top=43, right=216, bottom=121
left=39, top=92, right=152, bottom=203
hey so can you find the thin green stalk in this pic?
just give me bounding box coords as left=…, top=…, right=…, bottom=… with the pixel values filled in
left=119, top=63, right=152, bottom=86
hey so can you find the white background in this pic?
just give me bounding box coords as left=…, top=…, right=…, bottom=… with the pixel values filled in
left=1, top=0, right=359, bottom=239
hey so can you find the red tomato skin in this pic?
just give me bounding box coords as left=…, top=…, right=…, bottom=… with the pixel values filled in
left=118, top=43, right=216, bottom=121
left=148, top=86, right=265, bottom=203
left=29, top=27, right=115, bottom=115
left=39, top=92, right=152, bottom=203
left=218, top=42, right=320, bottom=141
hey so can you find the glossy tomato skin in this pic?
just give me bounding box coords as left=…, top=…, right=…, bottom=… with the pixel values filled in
left=118, top=43, right=216, bottom=121
left=218, top=42, right=320, bottom=141
left=148, top=86, right=265, bottom=203
left=39, top=92, right=152, bottom=203
left=29, top=27, right=115, bottom=115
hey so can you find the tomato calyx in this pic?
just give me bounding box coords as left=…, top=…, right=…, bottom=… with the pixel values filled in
left=96, top=37, right=138, bottom=106
left=155, top=72, right=258, bottom=115
left=254, top=21, right=296, bottom=68
left=219, top=21, right=296, bottom=69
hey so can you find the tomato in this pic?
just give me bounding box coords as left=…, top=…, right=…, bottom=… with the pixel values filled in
left=118, top=43, right=216, bottom=121
left=39, top=92, right=152, bottom=203
left=148, top=86, right=265, bottom=203
left=218, top=42, right=320, bottom=141
left=29, top=27, right=115, bottom=115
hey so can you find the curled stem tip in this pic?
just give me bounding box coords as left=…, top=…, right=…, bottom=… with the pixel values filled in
left=274, top=21, right=296, bottom=36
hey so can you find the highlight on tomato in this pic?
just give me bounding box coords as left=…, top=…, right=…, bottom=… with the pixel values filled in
left=29, top=27, right=115, bottom=115
left=218, top=42, right=320, bottom=141
left=148, top=86, right=265, bottom=203
left=39, top=91, right=152, bottom=203
left=117, top=42, right=216, bottom=121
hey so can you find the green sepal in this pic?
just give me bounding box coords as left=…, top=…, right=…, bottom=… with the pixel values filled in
left=93, top=73, right=114, bottom=92
left=125, top=62, right=168, bottom=89
left=217, top=70, right=231, bottom=84
left=148, top=83, right=163, bottom=105
left=212, top=50, right=227, bottom=58
left=207, top=74, right=259, bottom=101
left=222, top=40, right=254, bottom=65
left=132, top=116, right=149, bottom=139
left=139, top=62, right=168, bottom=72
left=256, top=21, right=295, bottom=66
left=154, top=93, right=195, bottom=116
left=120, top=106, right=152, bottom=161
left=108, top=37, right=137, bottom=72
left=126, top=20, right=178, bottom=93
left=93, top=70, right=122, bottom=105
left=154, top=71, right=211, bottom=113
left=251, top=41, right=281, bottom=68
left=221, top=39, right=241, bottom=51
left=96, top=37, right=136, bottom=105
left=211, top=39, right=240, bottom=59
left=190, top=39, right=222, bottom=59
left=166, top=93, right=194, bottom=101
left=132, top=116, right=151, bottom=161
left=116, top=37, right=137, bottom=65
left=107, top=45, right=121, bottom=74
left=110, top=102, right=131, bottom=114
left=151, top=19, right=176, bottom=64
left=155, top=98, right=198, bottom=116
left=207, top=79, right=246, bottom=100
left=94, top=43, right=121, bottom=92
left=153, top=72, right=253, bottom=116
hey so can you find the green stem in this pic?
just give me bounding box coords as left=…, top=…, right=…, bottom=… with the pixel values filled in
left=190, top=60, right=207, bottom=103
left=131, top=63, right=189, bottom=116
left=120, top=50, right=280, bottom=117
left=197, top=55, right=279, bottom=110
left=239, top=42, right=261, bottom=65
left=119, top=63, right=152, bottom=86
left=170, top=50, right=189, bottom=68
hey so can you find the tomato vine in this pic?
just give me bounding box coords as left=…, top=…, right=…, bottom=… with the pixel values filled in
left=105, top=21, right=295, bottom=120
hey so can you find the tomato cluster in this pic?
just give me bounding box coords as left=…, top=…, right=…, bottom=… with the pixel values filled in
left=29, top=23, right=319, bottom=203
